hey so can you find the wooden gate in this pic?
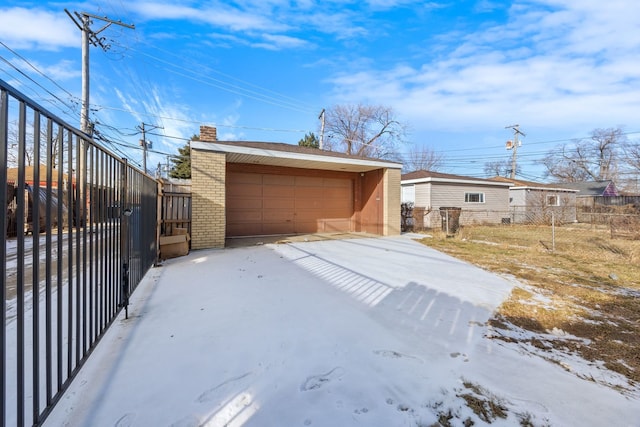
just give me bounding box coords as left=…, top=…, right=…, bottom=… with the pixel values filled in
left=160, top=179, right=192, bottom=240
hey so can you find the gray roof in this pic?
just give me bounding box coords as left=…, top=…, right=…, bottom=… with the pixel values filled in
left=489, top=176, right=578, bottom=192
left=554, top=180, right=617, bottom=196
left=402, top=170, right=506, bottom=184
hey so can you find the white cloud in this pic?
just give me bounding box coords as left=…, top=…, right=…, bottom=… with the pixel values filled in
left=366, top=0, right=443, bottom=10
left=130, top=1, right=376, bottom=47
left=0, top=7, right=77, bottom=50
left=144, top=88, right=195, bottom=148
left=474, top=0, right=503, bottom=13
left=42, top=60, right=81, bottom=81
left=303, top=10, right=369, bottom=40
left=129, top=2, right=288, bottom=32
left=218, top=113, right=244, bottom=140
left=252, top=34, right=311, bottom=50
left=326, top=0, right=640, bottom=135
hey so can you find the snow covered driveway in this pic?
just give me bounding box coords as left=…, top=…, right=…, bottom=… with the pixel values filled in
left=43, top=235, right=639, bottom=426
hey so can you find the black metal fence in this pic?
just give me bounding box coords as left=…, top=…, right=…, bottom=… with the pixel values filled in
left=2, top=78, right=158, bottom=426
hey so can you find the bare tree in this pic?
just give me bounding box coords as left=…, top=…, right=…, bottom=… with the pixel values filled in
left=7, top=121, right=61, bottom=168
left=483, top=159, right=517, bottom=178
left=620, top=138, right=640, bottom=193
left=8, top=125, right=33, bottom=167
left=323, top=103, right=407, bottom=159
left=541, top=127, right=626, bottom=182
left=403, top=146, right=444, bottom=172
left=624, top=138, right=640, bottom=173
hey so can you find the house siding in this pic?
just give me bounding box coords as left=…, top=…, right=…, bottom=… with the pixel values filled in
left=430, top=183, right=509, bottom=226
left=411, top=182, right=509, bottom=228
left=510, top=189, right=528, bottom=223
left=510, top=189, right=527, bottom=206
left=507, top=189, right=577, bottom=224
left=412, top=183, right=432, bottom=228
left=414, top=183, right=431, bottom=208
left=523, top=190, right=577, bottom=224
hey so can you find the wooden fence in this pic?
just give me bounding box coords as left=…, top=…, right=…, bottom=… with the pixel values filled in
left=159, top=179, right=191, bottom=241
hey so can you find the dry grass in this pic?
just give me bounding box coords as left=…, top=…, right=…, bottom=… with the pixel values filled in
left=458, top=381, right=508, bottom=423
left=417, top=224, right=640, bottom=389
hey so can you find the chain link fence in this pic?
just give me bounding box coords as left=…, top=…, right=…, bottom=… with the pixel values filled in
left=401, top=202, right=640, bottom=250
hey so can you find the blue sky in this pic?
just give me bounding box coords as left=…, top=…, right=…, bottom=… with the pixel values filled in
left=1, top=0, right=639, bottom=180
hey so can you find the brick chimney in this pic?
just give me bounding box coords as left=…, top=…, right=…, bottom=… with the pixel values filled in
left=199, top=125, right=218, bottom=142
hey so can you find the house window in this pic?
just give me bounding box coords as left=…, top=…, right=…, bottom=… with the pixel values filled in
left=402, top=185, right=416, bottom=204
left=547, top=195, right=559, bottom=206
left=464, top=192, right=484, bottom=203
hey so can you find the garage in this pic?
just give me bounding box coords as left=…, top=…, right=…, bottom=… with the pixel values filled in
left=226, top=168, right=354, bottom=237
left=189, top=126, right=402, bottom=249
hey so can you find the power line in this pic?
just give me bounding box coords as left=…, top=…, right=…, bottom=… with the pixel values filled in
left=0, top=52, right=79, bottom=119
left=108, top=39, right=318, bottom=114
left=65, top=9, right=135, bottom=133
left=2, top=40, right=638, bottom=177
left=0, top=41, right=79, bottom=101
left=89, top=102, right=308, bottom=133
left=398, top=130, right=640, bottom=157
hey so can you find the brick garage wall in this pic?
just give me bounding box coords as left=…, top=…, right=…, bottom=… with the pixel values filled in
left=384, top=168, right=401, bottom=236
left=191, top=148, right=226, bottom=249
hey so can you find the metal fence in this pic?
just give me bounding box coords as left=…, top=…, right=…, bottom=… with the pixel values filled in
left=402, top=203, right=640, bottom=243
left=2, top=78, right=158, bottom=426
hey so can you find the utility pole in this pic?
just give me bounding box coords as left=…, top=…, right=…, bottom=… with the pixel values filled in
left=140, top=123, right=148, bottom=173
left=66, top=10, right=134, bottom=226
left=505, top=124, right=525, bottom=179
left=318, top=109, right=325, bottom=150
left=65, top=10, right=135, bottom=133
left=137, top=123, right=163, bottom=174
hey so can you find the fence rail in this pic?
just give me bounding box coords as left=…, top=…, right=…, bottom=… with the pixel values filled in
left=161, top=191, right=191, bottom=238
left=401, top=203, right=640, bottom=241
left=2, top=78, right=158, bottom=426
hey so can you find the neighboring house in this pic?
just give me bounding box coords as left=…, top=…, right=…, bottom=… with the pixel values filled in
left=6, top=165, right=71, bottom=235
left=555, top=180, right=619, bottom=209
left=190, top=126, right=403, bottom=249
left=556, top=180, right=619, bottom=197
left=490, top=177, right=578, bottom=224
left=401, top=170, right=511, bottom=229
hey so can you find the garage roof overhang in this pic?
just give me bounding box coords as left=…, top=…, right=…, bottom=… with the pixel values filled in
left=191, top=141, right=403, bottom=173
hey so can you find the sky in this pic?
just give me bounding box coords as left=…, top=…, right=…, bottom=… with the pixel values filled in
left=9, top=235, right=640, bottom=426
left=1, top=0, right=640, bottom=181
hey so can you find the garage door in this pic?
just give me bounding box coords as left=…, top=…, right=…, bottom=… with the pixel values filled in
left=227, top=172, right=353, bottom=237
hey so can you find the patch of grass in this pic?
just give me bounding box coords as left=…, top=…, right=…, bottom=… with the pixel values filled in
left=435, top=409, right=453, bottom=427
left=517, top=412, right=551, bottom=427
left=458, top=381, right=508, bottom=423
left=418, top=224, right=640, bottom=388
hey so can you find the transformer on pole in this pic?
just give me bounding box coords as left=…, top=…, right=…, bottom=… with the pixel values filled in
left=505, top=124, right=525, bottom=179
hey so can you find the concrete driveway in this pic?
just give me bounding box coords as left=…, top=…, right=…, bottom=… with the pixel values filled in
left=43, top=234, right=636, bottom=427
